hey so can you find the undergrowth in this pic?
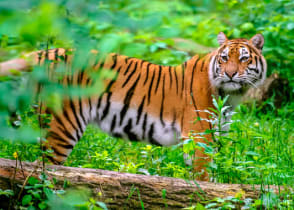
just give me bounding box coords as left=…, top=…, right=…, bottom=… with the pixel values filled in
left=0, top=99, right=294, bottom=209
left=1, top=100, right=293, bottom=185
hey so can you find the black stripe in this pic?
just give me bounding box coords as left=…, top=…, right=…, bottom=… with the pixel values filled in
left=45, top=49, right=49, bottom=60
left=259, top=57, right=264, bottom=79
left=189, top=59, right=203, bottom=129
left=180, top=114, right=184, bottom=130
left=154, top=66, right=162, bottom=94
left=86, top=77, right=92, bottom=86
left=144, top=63, right=151, bottom=85
left=46, top=156, right=60, bottom=164
left=173, top=67, right=179, bottom=94
left=69, top=99, right=84, bottom=135
left=190, top=58, right=199, bottom=93
left=100, top=92, right=112, bottom=121
left=123, top=60, right=134, bottom=75
left=62, top=109, right=81, bottom=139
left=54, top=48, right=59, bottom=60
left=192, top=57, right=199, bottom=73
left=120, top=74, right=141, bottom=125
left=110, top=54, right=118, bottom=69
left=122, top=62, right=138, bottom=88
left=47, top=131, right=66, bottom=143
left=88, top=97, right=92, bottom=119
left=77, top=70, right=84, bottom=84
left=124, top=119, right=139, bottom=141
left=159, top=75, right=165, bottom=126
left=53, top=114, right=77, bottom=141
left=208, top=113, right=212, bottom=130
left=168, top=66, right=173, bottom=88
left=97, top=95, right=103, bottom=110
left=142, top=113, right=148, bottom=139
left=105, top=79, right=116, bottom=93
left=76, top=70, right=87, bottom=127
left=147, top=71, right=156, bottom=105
left=99, top=60, right=105, bottom=70
left=190, top=94, right=202, bottom=129
left=110, top=115, right=117, bottom=132
left=52, top=48, right=59, bottom=70
left=254, top=56, right=258, bottom=71
left=105, top=66, right=121, bottom=93
left=136, top=96, right=146, bottom=124
left=248, top=67, right=258, bottom=73
left=140, top=60, right=145, bottom=69
left=148, top=123, right=161, bottom=146
left=200, top=60, right=205, bottom=72
left=37, top=51, right=42, bottom=65
left=181, top=64, right=185, bottom=97
left=95, top=65, right=120, bottom=119
left=56, top=143, right=74, bottom=150
left=113, top=133, right=122, bottom=138
left=172, top=111, right=176, bottom=127
left=125, top=57, right=130, bottom=64
left=249, top=46, right=260, bottom=55
left=52, top=146, right=68, bottom=157
left=212, top=56, right=218, bottom=79
left=78, top=97, right=87, bottom=125
left=64, top=50, right=68, bottom=63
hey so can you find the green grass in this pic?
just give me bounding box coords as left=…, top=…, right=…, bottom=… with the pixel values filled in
left=211, top=102, right=294, bottom=185
left=1, top=101, right=294, bottom=208
left=0, top=126, right=194, bottom=179
left=1, top=101, right=293, bottom=186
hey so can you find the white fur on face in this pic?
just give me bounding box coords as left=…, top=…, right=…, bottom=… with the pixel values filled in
left=239, top=47, right=249, bottom=62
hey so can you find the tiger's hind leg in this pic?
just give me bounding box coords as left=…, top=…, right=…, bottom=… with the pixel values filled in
left=43, top=97, right=93, bottom=164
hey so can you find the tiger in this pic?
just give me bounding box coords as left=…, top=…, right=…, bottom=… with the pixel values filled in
left=0, top=32, right=267, bottom=180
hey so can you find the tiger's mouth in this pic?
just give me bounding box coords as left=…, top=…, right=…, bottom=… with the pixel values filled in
left=220, top=81, right=244, bottom=92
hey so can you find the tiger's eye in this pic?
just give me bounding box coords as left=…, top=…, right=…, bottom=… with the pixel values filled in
left=221, top=55, right=228, bottom=62
left=240, top=56, right=249, bottom=62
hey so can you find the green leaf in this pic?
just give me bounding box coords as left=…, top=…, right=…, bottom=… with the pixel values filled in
left=22, top=194, right=32, bottom=206
left=205, top=202, right=217, bottom=208
left=195, top=203, right=206, bottom=210
left=196, top=142, right=214, bottom=155
left=96, top=201, right=108, bottom=210
left=28, top=206, right=36, bottom=210
left=240, top=22, right=254, bottom=32
left=38, top=201, right=47, bottom=210
left=28, top=176, right=40, bottom=185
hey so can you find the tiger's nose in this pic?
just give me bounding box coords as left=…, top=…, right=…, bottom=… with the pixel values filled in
left=225, top=71, right=237, bottom=78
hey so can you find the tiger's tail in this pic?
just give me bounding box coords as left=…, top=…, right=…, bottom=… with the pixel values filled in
left=0, top=58, right=31, bottom=76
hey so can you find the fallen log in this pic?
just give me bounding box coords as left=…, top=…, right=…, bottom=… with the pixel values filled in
left=0, top=158, right=282, bottom=209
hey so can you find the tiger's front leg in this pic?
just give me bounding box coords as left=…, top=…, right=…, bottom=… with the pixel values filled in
left=182, top=135, right=212, bottom=181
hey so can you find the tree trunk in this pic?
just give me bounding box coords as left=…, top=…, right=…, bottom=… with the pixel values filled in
left=0, top=158, right=282, bottom=209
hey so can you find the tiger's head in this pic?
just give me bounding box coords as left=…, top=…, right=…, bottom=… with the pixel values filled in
left=209, top=32, right=267, bottom=95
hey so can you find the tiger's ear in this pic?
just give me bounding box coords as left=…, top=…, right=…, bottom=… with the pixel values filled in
left=250, top=34, right=264, bottom=50
left=217, top=32, right=227, bottom=45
